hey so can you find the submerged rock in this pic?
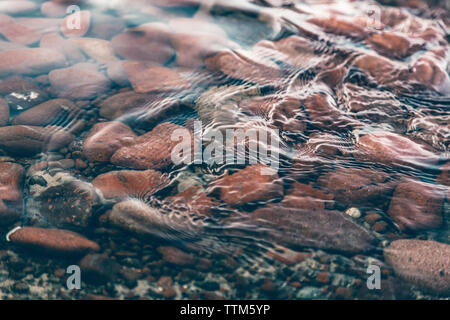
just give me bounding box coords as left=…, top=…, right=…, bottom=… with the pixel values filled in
left=12, top=98, right=80, bottom=127
left=123, top=62, right=191, bottom=94
left=93, top=169, right=169, bottom=200
left=388, top=179, right=444, bottom=232
left=0, top=125, right=74, bottom=156
left=111, top=22, right=174, bottom=63
left=317, top=167, right=396, bottom=207
left=208, top=164, right=284, bottom=206
left=384, top=240, right=450, bottom=294
left=8, top=227, right=100, bottom=255
left=0, top=162, right=24, bottom=225
left=0, top=48, right=66, bottom=77
left=49, top=63, right=111, bottom=100
left=244, top=205, right=376, bottom=253
left=356, top=131, right=440, bottom=168
left=111, top=122, right=192, bottom=171
left=83, top=121, right=137, bottom=163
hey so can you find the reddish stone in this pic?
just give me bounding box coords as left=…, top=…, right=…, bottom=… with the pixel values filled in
left=0, top=97, right=8, bottom=127
left=13, top=99, right=79, bottom=127
left=408, top=50, right=450, bottom=94
left=255, top=36, right=323, bottom=69
left=247, top=205, right=375, bottom=253
left=93, top=169, right=168, bottom=200
left=71, top=38, right=118, bottom=63
left=123, top=62, right=191, bottom=94
left=61, top=10, right=91, bottom=38
left=0, top=76, right=41, bottom=95
left=165, top=186, right=219, bottom=216
left=83, top=121, right=137, bottom=163
left=208, top=164, right=283, bottom=206
left=307, top=15, right=367, bottom=39
left=105, top=61, right=129, bottom=87
left=282, top=181, right=334, bottom=210
left=317, top=167, right=396, bottom=206
left=334, top=287, right=353, bottom=299
left=0, top=125, right=74, bottom=156
left=41, top=1, right=67, bottom=17
left=266, top=245, right=309, bottom=266
left=0, top=162, right=24, bottom=225
left=353, top=54, right=403, bottom=85
left=366, top=32, right=422, bottom=59
left=49, top=63, right=111, bottom=100
left=98, top=91, right=155, bottom=120
left=0, top=1, right=38, bottom=16
left=8, top=227, right=100, bottom=255
left=388, top=180, right=443, bottom=232
left=0, top=48, right=66, bottom=77
left=271, top=97, right=307, bottom=133
left=384, top=240, right=450, bottom=293
left=111, top=122, right=192, bottom=170
left=111, top=23, right=174, bottom=64
left=205, top=49, right=282, bottom=86
left=40, top=32, right=85, bottom=64
left=304, top=92, right=352, bottom=130
left=170, top=31, right=238, bottom=68
left=317, top=272, right=330, bottom=284
left=0, top=14, right=41, bottom=45
left=157, top=246, right=196, bottom=266
left=356, top=131, right=440, bottom=167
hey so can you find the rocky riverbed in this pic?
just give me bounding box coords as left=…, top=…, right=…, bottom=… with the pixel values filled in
left=0, top=0, right=449, bottom=299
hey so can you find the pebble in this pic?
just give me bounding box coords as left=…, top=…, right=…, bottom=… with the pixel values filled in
left=93, top=169, right=169, bottom=200
left=384, top=240, right=450, bottom=293
left=388, top=179, right=444, bottom=232
left=208, top=164, right=284, bottom=206
left=49, top=63, right=111, bottom=100
left=8, top=227, right=100, bottom=255
left=83, top=121, right=137, bottom=163
left=0, top=48, right=66, bottom=77
left=345, top=207, right=361, bottom=219
left=111, top=122, right=192, bottom=171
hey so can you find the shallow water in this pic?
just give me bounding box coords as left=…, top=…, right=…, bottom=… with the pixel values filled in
left=0, top=0, right=449, bottom=299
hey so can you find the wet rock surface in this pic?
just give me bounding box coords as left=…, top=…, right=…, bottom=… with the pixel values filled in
left=0, top=0, right=448, bottom=301
left=384, top=240, right=450, bottom=294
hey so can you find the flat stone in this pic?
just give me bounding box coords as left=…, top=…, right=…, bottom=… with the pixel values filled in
left=93, top=169, right=168, bottom=200
left=49, top=63, right=111, bottom=99
left=245, top=205, right=376, bottom=253
left=40, top=32, right=85, bottom=64
left=111, top=122, right=192, bottom=170
left=317, top=167, right=396, bottom=207
left=0, top=125, right=74, bottom=156
left=356, top=131, right=440, bottom=168
left=12, top=98, right=80, bottom=127
left=208, top=164, right=284, bottom=206
left=111, top=22, right=174, bottom=63
left=71, top=37, right=118, bottom=62
left=83, top=121, right=137, bottom=163
left=0, top=14, right=41, bottom=45
left=0, top=48, right=66, bottom=77
left=205, top=49, right=282, bottom=86
left=366, top=32, right=423, bottom=59
left=8, top=227, right=100, bottom=255
left=123, top=61, right=191, bottom=94
left=0, top=1, right=38, bottom=16
left=384, top=239, right=450, bottom=293
left=388, top=179, right=444, bottom=232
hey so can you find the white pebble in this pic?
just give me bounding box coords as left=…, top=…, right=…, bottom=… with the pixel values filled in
left=345, top=207, right=361, bottom=218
